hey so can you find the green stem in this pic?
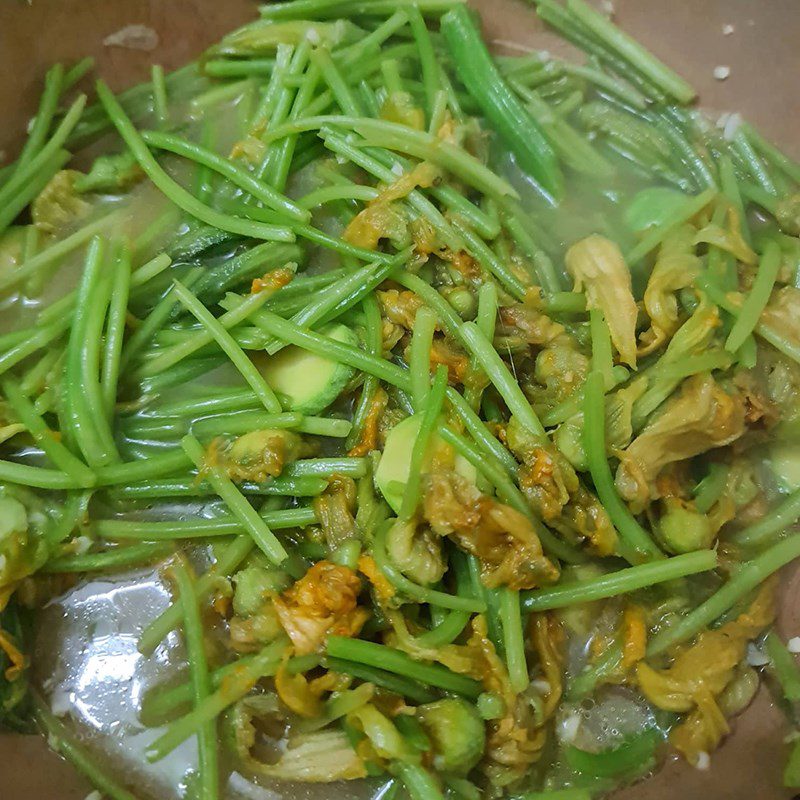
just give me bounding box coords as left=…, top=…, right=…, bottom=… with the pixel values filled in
left=522, top=549, right=716, bottom=611
left=13, top=64, right=65, bottom=170
left=267, top=115, right=519, bottom=203
left=325, top=656, right=437, bottom=704
left=400, top=365, right=448, bottom=520
left=729, top=487, right=800, bottom=547
left=347, top=295, right=383, bottom=452
left=409, top=307, right=437, bottom=412
left=583, top=371, right=662, bottom=563
left=733, top=129, right=777, bottom=197
left=0, top=93, right=86, bottom=217
left=648, top=534, right=800, bottom=656
left=141, top=280, right=288, bottom=377
left=567, top=644, right=622, bottom=700
left=693, top=463, right=730, bottom=514
left=461, top=321, right=546, bottom=440
left=260, top=0, right=458, bottom=18
left=1, top=215, right=114, bottom=295
left=326, top=636, right=482, bottom=698
left=141, top=129, right=309, bottom=222
left=43, top=542, right=174, bottom=573
left=139, top=535, right=256, bottom=655
left=499, top=587, right=528, bottom=693
left=589, top=308, right=613, bottom=387
left=172, top=281, right=283, bottom=413
left=394, top=762, right=445, bottom=800
left=440, top=5, right=562, bottom=199
left=170, top=559, right=219, bottom=800
left=407, top=6, right=440, bottom=122
left=1, top=378, right=96, bottom=486
left=373, top=522, right=486, bottom=613
left=181, top=434, right=288, bottom=565
left=0, top=319, right=69, bottom=378
left=62, top=237, right=120, bottom=467
left=309, top=46, right=364, bottom=116
left=35, top=695, right=140, bottom=800
left=151, top=64, right=169, bottom=128
left=725, top=240, right=781, bottom=353
left=765, top=632, right=800, bottom=703
left=121, top=267, right=204, bottom=371
left=0, top=460, right=93, bottom=490
left=565, top=0, right=695, bottom=103
left=264, top=254, right=403, bottom=354
left=285, top=457, right=368, bottom=479
left=697, top=274, right=800, bottom=367
left=146, top=638, right=288, bottom=762
left=108, top=476, right=327, bottom=500
left=94, top=450, right=191, bottom=486
left=96, top=81, right=294, bottom=242
left=625, top=188, right=715, bottom=267
left=101, top=241, right=131, bottom=415
left=190, top=410, right=302, bottom=440
left=247, top=307, right=412, bottom=389
left=741, top=121, right=800, bottom=185
left=0, top=149, right=71, bottom=236
left=95, top=507, right=316, bottom=540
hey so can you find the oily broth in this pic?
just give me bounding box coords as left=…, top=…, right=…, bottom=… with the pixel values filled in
left=32, top=568, right=383, bottom=800
left=0, top=183, right=180, bottom=360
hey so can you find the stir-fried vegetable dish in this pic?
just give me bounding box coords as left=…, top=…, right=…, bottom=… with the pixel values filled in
left=2, top=1, right=800, bottom=798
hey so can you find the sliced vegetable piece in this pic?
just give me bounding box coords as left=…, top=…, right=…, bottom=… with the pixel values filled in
left=375, top=414, right=477, bottom=514
left=256, top=323, right=358, bottom=414
left=564, top=726, right=662, bottom=779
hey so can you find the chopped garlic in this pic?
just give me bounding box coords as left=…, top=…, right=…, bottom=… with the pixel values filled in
left=722, top=23, right=735, bottom=35
left=558, top=710, right=582, bottom=744
left=103, top=24, right=159, bottom=52
left=746, top=642, right=770, bottom=666
left=50, top=688, right=74, bottom=718
left=695, top=751, right=711, bottom=771
left=713, top=65, right=731, bottom=81
left=788, top=637, right=800, bottom=654
left=72, top=535, right=93, bottom=555
left=718, top=112, right=742, bottom=141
